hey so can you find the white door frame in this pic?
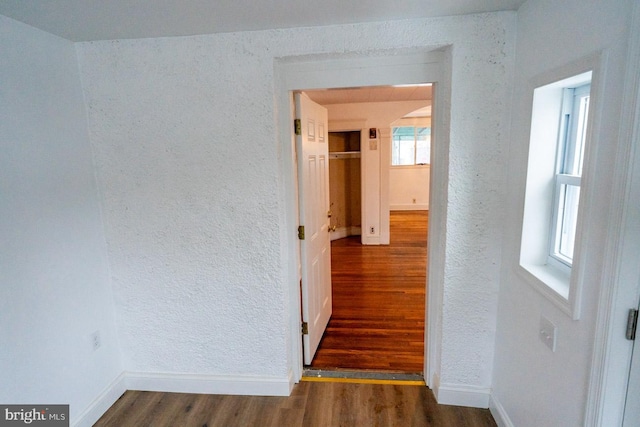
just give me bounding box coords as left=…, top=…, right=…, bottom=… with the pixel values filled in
left=275, top=48, right=449, bottom=385
left=585, top=2, right=640, bottom=424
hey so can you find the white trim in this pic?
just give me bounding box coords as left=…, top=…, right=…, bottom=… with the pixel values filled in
left=361, top=234, right=381, bottom=245
left=426, top=46, right=452, bottom=388
left=390, top=164, right=431, bottom=170
left=390, top=204, right=429, bottom=211
left=71, top=370, right=292, bottom=426
left=489, top=394, right=516, bottom=427
left=586, top=3, right=640, bottom=425
left=125, top=371, right=292, bottom=396
left=519, top=53, right=604, bottom=321
left=431, top=374, right=491, bottom=408
left=275, top=48, right=447, bottom=384
left=328, top=120, right=367, bottom=132
left=329, top=226, right=361, bottom=241
left=379, top=127, right=391, bottom=245
left=71, top=372, right=127, bottom=427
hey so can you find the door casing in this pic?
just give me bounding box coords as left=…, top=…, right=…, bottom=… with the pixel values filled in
left=274, top=48, right=449, bottom=386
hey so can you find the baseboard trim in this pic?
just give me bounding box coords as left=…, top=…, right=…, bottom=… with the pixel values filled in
left=390, top=204, right=429, bottom=211
left=126, top=371, right=291, bottom=396
left=489, top=394, right=515, bottom=427
left=432, top=377, right=491, bottom=408
left=330, top=226, right=361, bottom=241
left=71, top=372, right=127, bottom=427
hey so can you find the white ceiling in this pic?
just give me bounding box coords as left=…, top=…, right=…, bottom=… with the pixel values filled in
left=0, top=0, right=526, bottom=42
left=305, top=85, right=432, bottom=105
left=305, top=85, right=432, bottom=116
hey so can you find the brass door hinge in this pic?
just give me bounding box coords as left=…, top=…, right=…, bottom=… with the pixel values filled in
left=302, top=322, right=309, bottom=335
left=294, top=119, right=301, bottom=136
left=298, top=225, right=305, bottom=240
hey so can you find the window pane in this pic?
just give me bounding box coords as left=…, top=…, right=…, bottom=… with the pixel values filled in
left=416, top=127, right=431, bottom=164
left=556, top=183, right=581, bottom=261
left=395, top=139, right=415, bottom=165
left=574, top=94, right=589, bottom=176
left=392, top=127, right=416, bottom=165
left=561, top=85, right=590, bottom=176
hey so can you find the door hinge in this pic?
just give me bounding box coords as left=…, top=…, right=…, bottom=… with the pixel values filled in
left=298, top=225, right=305, bottom=240
left=626, top=309, right=638, bottom=341
left=294, top=119, right=301, bottom=136
left=302, top=322, right=309, bottom=335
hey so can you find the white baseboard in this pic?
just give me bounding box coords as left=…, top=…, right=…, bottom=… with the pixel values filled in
left=489, top=394, right=515, bottom=427
left=71, top=370, right=292, bottom=426
left=330, top=226, right=361, bottom=241
left=431, top=375, right=491, bottom=408
left=390, top=204, right=429, bottom=211
left=126, top=371, right=292, bottom=396
left=72, top=372, right=127, bottom=427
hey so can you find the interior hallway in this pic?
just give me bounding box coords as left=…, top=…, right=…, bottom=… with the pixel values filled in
left=309, top=210, right=428, bottom=372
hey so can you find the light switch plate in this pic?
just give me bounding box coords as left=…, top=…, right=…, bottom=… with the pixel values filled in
left=539, top=316, right=557, bottom=352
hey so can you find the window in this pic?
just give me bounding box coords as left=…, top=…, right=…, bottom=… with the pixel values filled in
left=519, top=67, right=594, bottom=319
left=549, top=84, right=590, bottom=270
left=391, top=126, right=430, bottom=165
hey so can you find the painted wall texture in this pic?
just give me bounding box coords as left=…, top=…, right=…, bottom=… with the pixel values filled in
left=76, top=12, right=515, bottom=391
left=492, top=0, right=635, bottom=425
left=0, top=15, right=122, bottom=423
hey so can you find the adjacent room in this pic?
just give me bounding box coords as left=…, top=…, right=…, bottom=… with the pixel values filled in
left=301, top=87, right=430, bottom=374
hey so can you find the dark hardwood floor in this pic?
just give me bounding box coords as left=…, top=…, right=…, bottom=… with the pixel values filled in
left=309, top=210, right=428, bottom=372
left=95, top=381, right=497, bottom=427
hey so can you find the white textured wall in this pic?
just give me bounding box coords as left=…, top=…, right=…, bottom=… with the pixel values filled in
left=76, top=12, right=515, bottom=391
left=492, top=0, right=635, bottom=425
left=0, top=16, right=122, bottom=424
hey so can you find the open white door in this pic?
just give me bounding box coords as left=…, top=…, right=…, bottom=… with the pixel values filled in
left=295, top=92, right=332, bottom=365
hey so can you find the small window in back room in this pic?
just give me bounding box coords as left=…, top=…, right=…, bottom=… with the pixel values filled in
left=549, top=82, right=590, bottom=269
left=392, top=126, right=431, bottom=166
left=519, top=69, right=593, bottom=319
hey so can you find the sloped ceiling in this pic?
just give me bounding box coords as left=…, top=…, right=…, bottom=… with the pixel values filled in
left=0, top=0, right=525, bottom=42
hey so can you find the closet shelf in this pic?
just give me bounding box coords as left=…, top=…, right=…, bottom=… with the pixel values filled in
left=329, top=151, right=361, bottom=159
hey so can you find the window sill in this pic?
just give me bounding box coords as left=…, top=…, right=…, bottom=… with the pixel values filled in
left=518, top=262, right=576, bottom=318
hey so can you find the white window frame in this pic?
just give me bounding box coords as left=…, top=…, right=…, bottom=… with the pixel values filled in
left=548, top=84, right=591, bottom=272
left=391, top=126, right=431, bottom=166
left=518, top=59, right=600, bottom=320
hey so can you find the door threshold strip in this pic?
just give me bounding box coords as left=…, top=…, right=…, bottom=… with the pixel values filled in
left=302, top=369, right=425, bottom=386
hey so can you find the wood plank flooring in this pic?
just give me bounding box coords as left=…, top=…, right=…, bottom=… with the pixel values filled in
left=94, top=381, right=497, bottom=427
left=309, top=211, right=428, bottom=372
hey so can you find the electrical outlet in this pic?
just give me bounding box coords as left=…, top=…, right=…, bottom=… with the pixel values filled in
left=370, top=226, right=375, bottom=234
left=539, top=317, right=557, bottom=352
left=91, top=330, right=101, bottom=351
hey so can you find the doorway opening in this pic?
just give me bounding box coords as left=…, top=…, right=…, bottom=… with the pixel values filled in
left=276, top=49, right=448, bottom=385
left=297, top=86, right=431, bottom=376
